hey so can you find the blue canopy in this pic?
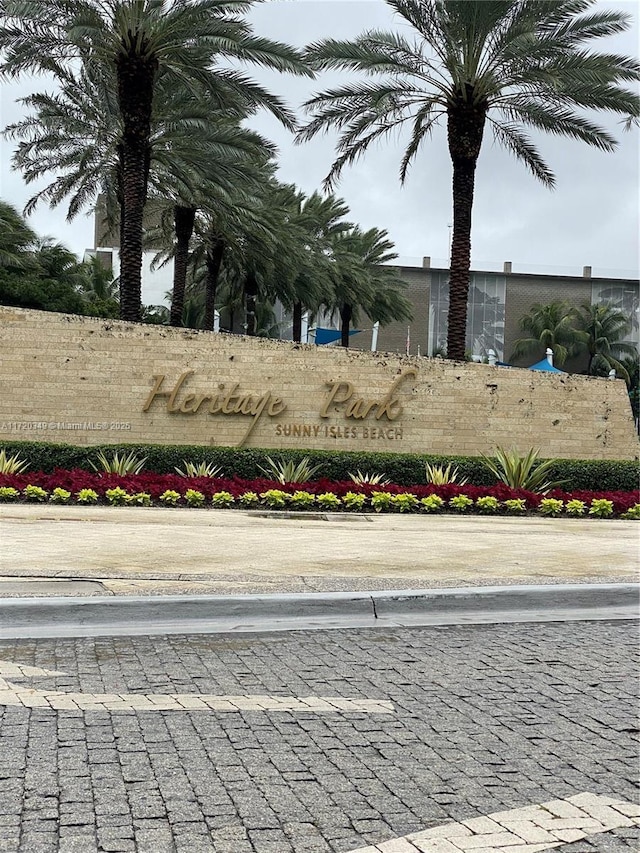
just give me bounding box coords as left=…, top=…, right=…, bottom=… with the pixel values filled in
left=313, top=328, right=361, bottom=345
left=528, top=358, right=565, bottom=373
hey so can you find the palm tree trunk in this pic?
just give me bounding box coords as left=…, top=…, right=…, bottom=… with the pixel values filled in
left=340, top=303, right=352, bottom=347
left=446, top=98, right=485, bottom=362
left=116, top=53, right=157, bottom=323
left=116, top=148, right=125, bottom=256
left=170, top=205, right=196, bottom=327
left=204, top=236, right=225, bottom=331
left=292, top=302, right=303, bottom=342
left=244, top=270, right=258, bottom=336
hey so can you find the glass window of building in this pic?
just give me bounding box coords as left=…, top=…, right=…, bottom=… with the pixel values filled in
left=429, top=272, right=506, bottom=360
left=592, top=282, right=640, bottom=348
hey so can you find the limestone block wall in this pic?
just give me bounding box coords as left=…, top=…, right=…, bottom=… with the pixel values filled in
left=0, top=307, right=637, bottom=460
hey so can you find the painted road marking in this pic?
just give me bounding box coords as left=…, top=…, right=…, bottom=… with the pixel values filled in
left=0, top=659, right=394, bottom=714
left=347, top=793, right=640, bottom=851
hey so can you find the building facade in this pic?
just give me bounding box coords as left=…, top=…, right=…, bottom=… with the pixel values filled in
left=345, top=259, right=639, bottom=371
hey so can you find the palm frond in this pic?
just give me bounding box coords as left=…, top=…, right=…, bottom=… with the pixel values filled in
left=489, top=120, right=555, bottom=186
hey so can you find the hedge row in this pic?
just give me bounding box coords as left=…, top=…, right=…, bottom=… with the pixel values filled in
left=2, top=440, right=639, bottom=491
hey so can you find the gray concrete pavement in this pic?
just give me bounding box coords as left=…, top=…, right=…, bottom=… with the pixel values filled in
left=0, top=506, right=637, bottom=598
left=0, top=621, right=638, bottom=852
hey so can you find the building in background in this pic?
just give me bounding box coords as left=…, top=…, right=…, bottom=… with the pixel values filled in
left=348, top=259, right=638, bottom=371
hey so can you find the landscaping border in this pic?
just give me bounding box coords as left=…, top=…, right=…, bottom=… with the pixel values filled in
left=1, top=441, right=639, bottom=491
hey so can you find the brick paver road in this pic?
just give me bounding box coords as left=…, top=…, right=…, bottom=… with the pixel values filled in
left=0, top=620, right=637, bottom=853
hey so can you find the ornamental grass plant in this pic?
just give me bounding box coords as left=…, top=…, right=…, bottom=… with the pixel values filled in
left=480, top=447, right=566, bottom=493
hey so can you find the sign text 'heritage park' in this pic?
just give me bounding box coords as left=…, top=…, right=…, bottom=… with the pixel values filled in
left=142, top=369, right=418, bottom=446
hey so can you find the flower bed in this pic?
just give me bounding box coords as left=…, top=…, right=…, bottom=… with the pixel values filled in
left=0, top=470, right=638, bottom=519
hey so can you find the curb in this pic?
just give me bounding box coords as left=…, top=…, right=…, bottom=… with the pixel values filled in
left=0, top=583, right=637, bottom=639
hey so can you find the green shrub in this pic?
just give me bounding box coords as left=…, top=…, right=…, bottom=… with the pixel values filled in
left=289, top=490, right=315, bottom=509
left=371, top=491, right=393, bottom=512
left=476, top=496, right=500, bottom=513
left=589, top=498, right=614, bottom=518
left=129, top=492, right=151, bottom=507
left=76, top=488, right=98, bottom=504
left=260, top=489, right=288, bottom=508
left=211, top=491, right=234, bottom=508
left=391, top=492, right=419, bottom=512
left=159, top=490, right=181, bottom=506
left=239, top=491, right=259, bottom=507
left=539, top=498, right=564, bottom=516
left=0, top=486, right=20, bottom=501
left=50, top=487, right=71, bottom=503
left=420, top=494, right=444, bottom=512
left=105, top=487, right=130, bottom=506
left=316, top=492, right=342, bottom=510
left=184, top=489, right=205, bottom=508
left=23, top=484, right=48, bottom=502
left=566, top=499, right=586, bottom=517
left=343, top=491, right=367, bottom=511
left=449, top=494, right=473, bottom=512
left=504, top=498, right=527, bottom=514
left=621, top=503, right=640, bottom=520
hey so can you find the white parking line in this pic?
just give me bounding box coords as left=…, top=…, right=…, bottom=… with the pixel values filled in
left=347, top=793, right=640, bottom=852
left=0, top=659, right=394, bottom=714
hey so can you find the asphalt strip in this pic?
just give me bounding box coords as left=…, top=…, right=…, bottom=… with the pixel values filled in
left=0, top=583, right=637, bottom=639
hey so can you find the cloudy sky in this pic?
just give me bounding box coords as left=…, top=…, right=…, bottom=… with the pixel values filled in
left=0, top=0, right=638, bottom=279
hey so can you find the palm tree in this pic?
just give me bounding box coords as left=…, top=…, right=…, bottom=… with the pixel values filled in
left=78, top=253, right=120, bottom=317
left=326, top=226, right=412, bottom=347
left=4, top=62, right=122, bottom=228
left=0, top=0, right=312, bottom=321
left=575, top=302, right=637, bottom=382
left=618, top=353, right=639, bottom=426
left=297, top=0, right=640, bottom=361
left=510, top=300, right=583, bottom=366
left=145, top=117, right=277, bottom=327
left=0, top=200, right=37, bottom=269
left=184, top=162, right=281, bottom=332
left=5, top=61, right=281, bottom=325
left=262, top=186, right=354, bottom=342
left=31, top=239, right=90, bottom=290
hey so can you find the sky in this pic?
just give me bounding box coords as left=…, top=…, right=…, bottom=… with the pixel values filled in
left=0, top=0, right=638, bottom=279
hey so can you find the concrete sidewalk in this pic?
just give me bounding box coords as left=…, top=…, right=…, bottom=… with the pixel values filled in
left=0, top=505, right=637, bottom=598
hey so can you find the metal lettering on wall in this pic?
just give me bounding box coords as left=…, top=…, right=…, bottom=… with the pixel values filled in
left=142, top=369, right=417, bottom=446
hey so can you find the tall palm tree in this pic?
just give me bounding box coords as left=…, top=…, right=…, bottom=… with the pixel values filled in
left=146, top=117, right=277, bottom=327
left=273, top=187, right=353, bottom=342
left=327, top=226, right=412, bottom=347
left=575, top=302, right=637, bottom=381
left=0, top=0, right=312, bottom=321
left=297, top=0, right=640, bottom=361
left=510, top=300, right=583, bottom=366
left=179, top=158, right=280, bottom=331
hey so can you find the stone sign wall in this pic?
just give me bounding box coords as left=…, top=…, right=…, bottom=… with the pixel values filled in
left=1, top=307, right=637, bottom=459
